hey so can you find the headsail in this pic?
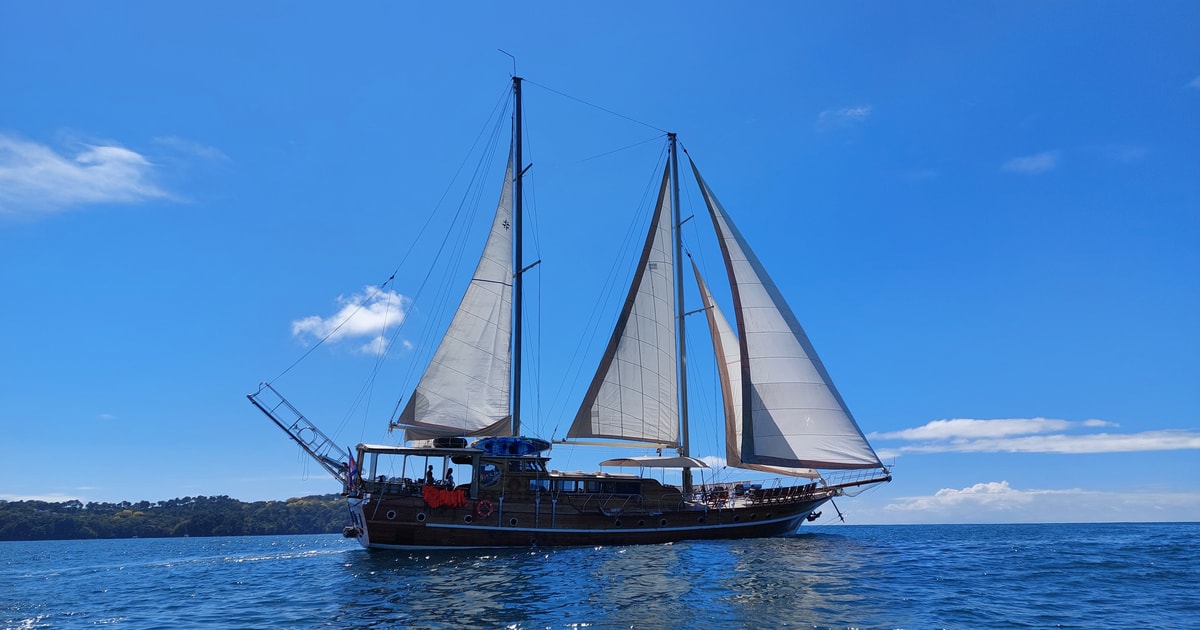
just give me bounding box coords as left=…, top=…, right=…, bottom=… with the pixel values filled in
left=397, top=152, right=516, bottom=441
left=692, top=260, right=820, bottom=478
left=691, top=160, right=883, bottom=470
left=568, top=167, right=679, bottom=446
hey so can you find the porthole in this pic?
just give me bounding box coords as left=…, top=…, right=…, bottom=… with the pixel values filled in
left=637, top=519, right=646, bottom=527
left=509, top=517, right=518, bottom=527
left=416, top=512, right=426, bottom=523
left=697, top=516, right=706, bottom=524
left=614, top=519, right=622, bottom=528
left=464, top=514, right=473, bottom=524
left=733, top=515, right=741, bottom=522
left=659, top=518, right=668, bottom=527
left=766, top=513, right=773, bottom=519
left=385, top=510, right=397, bottom=520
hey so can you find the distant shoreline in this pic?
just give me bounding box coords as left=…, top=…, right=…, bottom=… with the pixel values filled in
left=0, top=494, right=346, bottom=542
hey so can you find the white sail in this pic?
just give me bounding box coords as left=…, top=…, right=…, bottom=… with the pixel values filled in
left=568, top=167, right=679, bottom=445
left=691, top=161, right=882, bottom=470
left=398, top=156, right=515, bottom=441
left=692, top=260, right=820, bottom=478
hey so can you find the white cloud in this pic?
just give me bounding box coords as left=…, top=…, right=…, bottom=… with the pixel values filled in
left=1002, top=150, right=1059, bottom=174
left=1188, top=75, right=1200, bottom=89
left=292, top=287, right=410, bottom=355
left=98, top=413, right=116, bottom=421
left=816, top=105, right=872, bottom=130
left=872, top=481, right=1200, bottom=523
left=872, top=417, right=1083, bottom=440
left=0, top=133, right=171, bottom=216
left=871, top=417, right=1200, bottom=456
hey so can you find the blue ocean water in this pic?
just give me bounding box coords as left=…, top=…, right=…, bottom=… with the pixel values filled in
left=2, top=523, right=1197, bottom=628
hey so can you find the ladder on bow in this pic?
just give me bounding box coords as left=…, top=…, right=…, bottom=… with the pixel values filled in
left=248, top=383, right=348, bottom=484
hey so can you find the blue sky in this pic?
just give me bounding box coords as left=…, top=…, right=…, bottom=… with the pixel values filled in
left=2, top=2, right=1197, bottom=524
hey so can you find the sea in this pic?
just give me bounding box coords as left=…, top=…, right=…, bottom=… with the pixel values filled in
left=2, top=523, right=1196, bottom=629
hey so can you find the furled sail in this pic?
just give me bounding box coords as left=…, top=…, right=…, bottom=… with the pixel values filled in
left=691, top=160, right=882, bottom=469
left=398, top=154, right=515, bottom=441
left=568, top=167, right=679, bottom=446
left=692, top=260, right=820, bottom=478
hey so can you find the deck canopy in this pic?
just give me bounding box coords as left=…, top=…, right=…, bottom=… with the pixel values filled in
left=599, top=455, right=709, bottom=469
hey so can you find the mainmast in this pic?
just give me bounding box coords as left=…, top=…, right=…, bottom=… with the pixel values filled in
left=512, top=75, right=524, bottom=436
left=669, top=133, right=693, bottom=494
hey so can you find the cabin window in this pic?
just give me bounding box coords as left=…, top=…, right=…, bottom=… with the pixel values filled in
left=554, top=480, right=579, bottom=492
left=613, top=482, right=641, bottom=495
left=478, top=463, right=500, bottom=487
left=529, top=479, right=549, bottom=493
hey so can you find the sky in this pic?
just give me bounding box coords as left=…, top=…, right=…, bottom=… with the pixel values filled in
left=1, top=2, right=1197, bottom=525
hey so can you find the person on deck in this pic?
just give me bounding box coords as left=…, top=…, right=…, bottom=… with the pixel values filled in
left=445, top=468, right=454, bottom=487
left=425, top=465, right=435, bottom=485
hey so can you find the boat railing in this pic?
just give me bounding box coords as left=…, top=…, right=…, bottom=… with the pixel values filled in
left=694, top=480, right=825, bottom=507
left=822, top=468, right=893, bottom=493
left=363, top=477, right=419, bottom=497
left=557, top=491, right=644, bottom=515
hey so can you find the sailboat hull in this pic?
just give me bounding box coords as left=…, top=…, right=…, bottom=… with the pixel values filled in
left=348, top=493, right=830, bottom=549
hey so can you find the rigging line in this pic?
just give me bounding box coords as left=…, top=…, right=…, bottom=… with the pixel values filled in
left=391, top=110, right=510, bottom=419
left=546, top=140, right=671, bottom=435
left=381, top=81, right=514, bottom=288
left=523, top=79, right=668, bottom=133
left=351, top=94, right=512, bottom=439
left=267, top=83, right=513, bottom=387
left=573, top=134, right=668, bottom=164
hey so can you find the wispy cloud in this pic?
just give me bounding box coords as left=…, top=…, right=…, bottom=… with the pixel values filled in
left=876, top=480, right=1200, bottom=523
left=0, top=492, right=84, bottom=503
left=1188, top=75, right=1200, bottom=90
left=153, top=135, right=229, bottom=161
left=816, top=105, right=872, bottom=131
left=292, top=287, right=410, bottom=356
left=1002, top=150, right=1059, bottom=174
left=872, top=417, right=1200, bottom=457
left=1098, top=144, right=1148, bottom=164
left=0, top=133, right=171, bottom=216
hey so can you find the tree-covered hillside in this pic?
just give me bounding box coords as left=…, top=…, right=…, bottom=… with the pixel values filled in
left=0, top=494, right=348, bottom=541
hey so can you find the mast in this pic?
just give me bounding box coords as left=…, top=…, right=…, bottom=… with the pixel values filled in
left=669, top=133, right=693, bottom=494
left=512, top=75, right=524, bottom=436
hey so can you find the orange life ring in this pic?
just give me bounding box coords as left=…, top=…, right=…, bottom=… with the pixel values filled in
left=476, top=499, right=494, bottom=518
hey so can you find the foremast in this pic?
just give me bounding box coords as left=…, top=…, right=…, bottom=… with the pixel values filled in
left=512, top=75, right=525, bottom=436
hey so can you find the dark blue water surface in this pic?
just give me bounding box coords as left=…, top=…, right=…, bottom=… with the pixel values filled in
left=2, top=523, right=1197, bottom=628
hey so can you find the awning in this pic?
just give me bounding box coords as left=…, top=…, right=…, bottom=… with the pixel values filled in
left=599, top=455, right=709, bottom=469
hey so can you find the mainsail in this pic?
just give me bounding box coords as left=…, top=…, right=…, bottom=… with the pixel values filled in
left=691, top=160, right=883, bottom=470
left=568, top=167, right=679, bottom=445
left=398, top=155, right=515, bottom=441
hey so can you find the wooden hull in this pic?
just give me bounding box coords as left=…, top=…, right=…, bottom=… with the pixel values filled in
left=347, top=494, right=830, bottom=549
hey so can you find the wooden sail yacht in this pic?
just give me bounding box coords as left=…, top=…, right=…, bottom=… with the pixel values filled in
left=249, top=76, right=890, bottom=549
